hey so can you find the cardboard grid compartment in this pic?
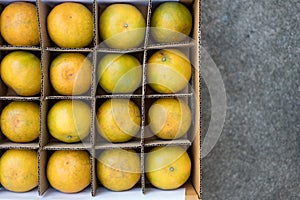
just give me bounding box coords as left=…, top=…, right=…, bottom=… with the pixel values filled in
left=0, top=0, right=201, bottom=199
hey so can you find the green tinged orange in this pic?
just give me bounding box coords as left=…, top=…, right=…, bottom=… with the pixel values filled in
left=0, top=51, right=41, bottom=96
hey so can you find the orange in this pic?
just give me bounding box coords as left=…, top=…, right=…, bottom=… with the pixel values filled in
left=96, top=99, right=141, bottom=143
left=1, top=101, right=40, bottom=142
left=47, top=2, right=93, bottom=48
left=0, top=2, right=39, bottom=46
left=147, top=49, right=192, bottom=93
left=0, top=51, right=41, bottom=96
left=97, top=148, right=141, bottom=191
left=151, top=2, right=192, bottom=43
left=47, top=100, right=91, bottom=143
left=50, top=53, right=92, bottom=95
left=99, top=4, right=146, bottom=49
left=146, top=146, right=191, bottom=190
left=0, top=149, right=38, bottom=192
left=148, top=98, right=192, bottom=140
left=47, top=150, right=91, bottom=193
left=98, top=54, right=142, bottom=93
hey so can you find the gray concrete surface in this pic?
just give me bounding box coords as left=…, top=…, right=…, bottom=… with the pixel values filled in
left=201, top=0, right=300, bottom=199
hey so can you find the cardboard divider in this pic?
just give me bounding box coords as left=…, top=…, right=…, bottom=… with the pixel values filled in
left=41, top=49, right=51, bottom=98
left=90, top=148, right=97, bottom=196
left=191, top=0, right=201, bottom=197
left=0, top=0, right=201, bottom=198
left=140, top=144, right=146, bottom=193
left=38, top=149, right=48, bottom=195
left=90, top=98, right=97, bottom=148
left=0, top=101, right=5, bottom=141
left=91, top=51, right=98, bottom=97
left=140, top=49, right=148, bottom=147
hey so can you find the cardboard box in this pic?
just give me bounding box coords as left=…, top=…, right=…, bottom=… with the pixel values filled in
left=0, top=0, right=201, bottom=199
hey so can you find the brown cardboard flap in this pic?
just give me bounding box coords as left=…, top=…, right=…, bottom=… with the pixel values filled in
left=184, top=182, right=199, bottom=200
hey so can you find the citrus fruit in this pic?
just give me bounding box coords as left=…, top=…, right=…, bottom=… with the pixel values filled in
left=0, top=2, right=39, bottom=46
left=98, top=54, right=142, bottom=93
left=0, top=149, right=38, bottom=192
left=151, top=2, right=192, bottom=43
left=47, top=150, right=91, bottom=193
left=148, top=98, right=192, bottom=140
left=50, top=53, right=92, bottom=95
left=99, top=4, right=146, bottom=49
left=97, top=148, right=141, bottom=191
left=1, top=101, right=40, bottom=142
left=47, top=100, right=91, bottom=143
left=0, top=51, right=41, bottom=96
left=146, top=146, right=191, bottom=190
left=96, top=99, right=141, bottom=143
left=47, top=2, right=93, bottom=48
left=147, top=49, right=192, bottom=93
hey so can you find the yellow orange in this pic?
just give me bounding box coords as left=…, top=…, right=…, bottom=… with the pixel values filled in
left=0, top=51, right=41, bottom=96
left=47, top=150, right=91, bottom=193
left=0, top=149, right=38, bottom=192
left=151, top=2, right=192, bottom=43
left=148, top=98, right=192, bottom=140
left=96, top=99, right=141, bottom=143
left=47, top=2, right=93, bottom=48
left=1, top=101, right=40, bottom=142
left=99, top=4, right=146, bottom=49
left=98, top=54, right=142, bottom=93
left=97, top=149, right=141, bottom=191
left=0, top=2, right=39, bottom=46
left=146, top=146, right=191, bottom=190
left=47, top=100, right=91, bottom=143
left=147, top=49, right=192, bottom=93
left=50, top=53, right=92, bottom=95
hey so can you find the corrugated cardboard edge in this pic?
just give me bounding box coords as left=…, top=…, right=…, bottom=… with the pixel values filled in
left=190, top=0, right=201, bottom=199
